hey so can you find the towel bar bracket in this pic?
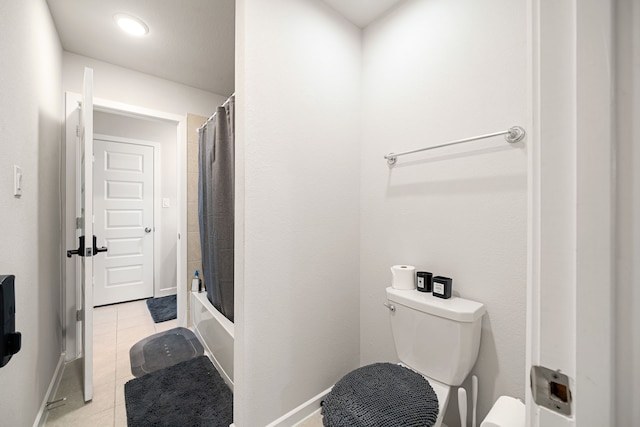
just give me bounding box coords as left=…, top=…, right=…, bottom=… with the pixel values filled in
left=504, top=126, right=526, bottom=144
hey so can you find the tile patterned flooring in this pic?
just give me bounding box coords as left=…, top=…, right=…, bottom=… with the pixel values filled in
left=45, top=299, right=177, bottom=427
left=297, top=411, right=324, bottom=426
left=44, top=299, right=327, bottom=427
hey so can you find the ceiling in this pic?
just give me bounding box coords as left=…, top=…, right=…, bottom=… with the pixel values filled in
left=320, top=0, right=405, bottom=28
left=46, top=0, right=404, bottom=96
left=46, top=0, right=236, bottom=96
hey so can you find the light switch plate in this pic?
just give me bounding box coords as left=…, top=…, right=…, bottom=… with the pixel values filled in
left=13, top=166, right=22, bottom=198
left=162, top=198, right=170, bottom=208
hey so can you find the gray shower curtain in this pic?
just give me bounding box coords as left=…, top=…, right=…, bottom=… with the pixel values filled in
left=198, top=95, right=235, bottom=322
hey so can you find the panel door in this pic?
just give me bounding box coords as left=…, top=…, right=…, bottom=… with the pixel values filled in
left=93, top=138, right=154, bottom=306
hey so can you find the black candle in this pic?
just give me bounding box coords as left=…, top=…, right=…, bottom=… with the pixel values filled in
left=432, top=276, right=452, bottom=299
left=416, top=271, right=433, bottom=293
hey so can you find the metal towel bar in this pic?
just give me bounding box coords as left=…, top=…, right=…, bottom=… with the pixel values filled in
left=384, top=126, right=526, bottom=166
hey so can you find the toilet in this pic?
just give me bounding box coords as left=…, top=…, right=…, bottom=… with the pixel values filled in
left=320, top=287, right=485, bottom=426
left=385, top=286, right=485, bottom=427
left=480, top=396, right=525, bottom=427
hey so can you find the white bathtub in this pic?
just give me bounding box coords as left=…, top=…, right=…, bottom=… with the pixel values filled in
left=191, top=291, right=234, bottom=390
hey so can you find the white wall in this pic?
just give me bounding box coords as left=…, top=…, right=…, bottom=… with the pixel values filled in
left=94, top=111, right=178, bottom=297
left=235, top=0, right=361, bottom=425
left=615, top=0, right=640, bottom=424
left=0, top=0, right=63, bottom=425
left=95, top=111, right=176, bottom=144
left=63, top=52, right=228, bottom=118
left=360, top=1, right=527, bottom=425
left=62, top=53, right=227, bottom=358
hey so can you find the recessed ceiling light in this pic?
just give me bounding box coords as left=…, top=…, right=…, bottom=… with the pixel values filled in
left=114, top=13, right=149, bottom=37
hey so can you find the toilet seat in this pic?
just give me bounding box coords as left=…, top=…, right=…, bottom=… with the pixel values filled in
left=399, top=363, right=451, bottom=427
left=322, top=363, right=440, bottom=426
left=422, top=377, right=450, bottom=427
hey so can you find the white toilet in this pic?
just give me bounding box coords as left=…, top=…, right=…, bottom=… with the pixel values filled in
left=480, top=396, right=525, bottom=427
left=385, top=286, right=486, bottom=427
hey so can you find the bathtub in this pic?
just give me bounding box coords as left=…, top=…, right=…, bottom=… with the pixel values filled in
left=191, top=291, right=234, bottom=390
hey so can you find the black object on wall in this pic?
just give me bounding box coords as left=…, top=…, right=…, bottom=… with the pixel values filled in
left=0, top=275, right=21, bottom=367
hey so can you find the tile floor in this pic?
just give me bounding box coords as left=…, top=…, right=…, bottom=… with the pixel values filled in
left=297, top=411, right=324, bottom=426
left=45, top=299, right=177, bottom=427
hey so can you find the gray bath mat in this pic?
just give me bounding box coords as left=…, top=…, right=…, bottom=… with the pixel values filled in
left=321, top=362, right=439, bottom=427
left=129, top=327, right=204, bottom=377
left=125, top=355, right=233, bottom=427
left=146, top=294, right=177, bottom=323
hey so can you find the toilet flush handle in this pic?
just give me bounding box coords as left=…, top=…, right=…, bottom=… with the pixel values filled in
left=383, top=302, right=395, bottom=312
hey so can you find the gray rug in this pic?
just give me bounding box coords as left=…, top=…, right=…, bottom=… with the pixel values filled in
left=321, top=363, right=439, bottom=427
left=125, top=356, right=233, bottom=427
left=146, top=295, right=177, bottom=323
left=129, top=327, right=204, bottom=377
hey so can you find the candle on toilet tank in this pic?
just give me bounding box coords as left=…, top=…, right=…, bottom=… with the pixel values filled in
left=416, top=271, right=433, bottom=292
left=432, top=276, right=452, bottom=299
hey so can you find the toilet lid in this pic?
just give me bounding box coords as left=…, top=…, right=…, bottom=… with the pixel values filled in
left=321, top=362, right=439, bottom=427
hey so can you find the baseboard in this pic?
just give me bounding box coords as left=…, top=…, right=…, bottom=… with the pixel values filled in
left=265, top=387, right=332, bottom=427
left=155, top=287, right=177, bottom=298
left=33, top=352, right=66, bottom=427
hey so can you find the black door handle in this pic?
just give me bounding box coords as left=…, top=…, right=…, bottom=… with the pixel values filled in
left=66, top=249, right=79, bottom=258
left=67, top=236, right=107, bottom=257
left=67, top=236, right=86, bottom=258
left=92, top=236, right=108, bottom=255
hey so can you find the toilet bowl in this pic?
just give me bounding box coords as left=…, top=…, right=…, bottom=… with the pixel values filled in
left=411, top=373, right=451, bottom=427
left=321, top=288, right=485, bottom=427
left=480, top=396, right=525, bottom=427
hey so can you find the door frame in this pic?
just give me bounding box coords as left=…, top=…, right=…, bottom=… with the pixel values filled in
left=93, top=134, right=161, bottom=305
left=526, top=0, right=614, bottom=425
left=64, top=93, right=188, bottom=360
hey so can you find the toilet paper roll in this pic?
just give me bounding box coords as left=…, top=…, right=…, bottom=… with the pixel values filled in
left=390, top=265, right=416, bottom=290
left=480, top=396, right=525, bottom=427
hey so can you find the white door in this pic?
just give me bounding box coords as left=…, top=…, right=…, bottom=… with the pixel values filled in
left=93, top=138, right=154, bottom=306
left=79, top=68, right=94, bottom=402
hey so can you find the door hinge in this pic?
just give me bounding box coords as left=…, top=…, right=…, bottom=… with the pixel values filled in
left=76, top=310, right=84, bottom=322
left=76, top=125, right=80, bottom=137
left=75, top=217, right=83, bottom=229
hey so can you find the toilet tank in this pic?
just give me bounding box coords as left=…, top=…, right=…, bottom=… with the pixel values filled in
left=386, top=287, right=485, bottom=386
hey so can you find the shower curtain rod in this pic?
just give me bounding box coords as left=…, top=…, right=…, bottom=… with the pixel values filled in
left=198, top=93, right=235, bottom=132
left=384, top=125, right=526, bottom=166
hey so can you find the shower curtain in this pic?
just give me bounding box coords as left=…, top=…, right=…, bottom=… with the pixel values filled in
left=198, top=95, right=235, bottom=322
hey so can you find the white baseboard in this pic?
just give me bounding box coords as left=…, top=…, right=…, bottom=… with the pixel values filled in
left=33, top=352, right=66, bottom=427
left=265, top=387, right=331, bottom=427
